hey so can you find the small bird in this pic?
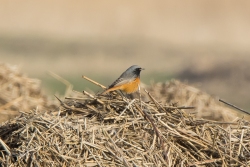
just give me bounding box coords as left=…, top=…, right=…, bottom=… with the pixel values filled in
left=101, top=65, right=144, bottom=94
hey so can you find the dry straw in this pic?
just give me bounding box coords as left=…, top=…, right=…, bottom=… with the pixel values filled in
left=0, top=63, right=57, bottom=123
left=0, top=67, right=250, bottom=166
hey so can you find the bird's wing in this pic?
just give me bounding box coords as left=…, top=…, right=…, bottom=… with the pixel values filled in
left=108, top=75, right=136, bottom=88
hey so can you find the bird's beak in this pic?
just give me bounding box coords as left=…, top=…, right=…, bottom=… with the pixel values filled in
left=141, top=68, right=145, bottom=70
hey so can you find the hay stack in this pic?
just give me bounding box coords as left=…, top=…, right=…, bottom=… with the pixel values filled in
left=0, top=78, right=250, bottom=166
left=0, top=63, right=56, bottom=123
left=147, top=80, right=242, bottom=122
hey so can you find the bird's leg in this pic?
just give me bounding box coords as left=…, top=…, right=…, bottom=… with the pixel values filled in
left=116, top=91, right=132, bottom=106
left=115, top=90, right=125, bottom=100
left=138, top=84, right=143, bottom=109
left=106, top=93, right=112, bottom=100
left=120, top=90, right=125, bottom=97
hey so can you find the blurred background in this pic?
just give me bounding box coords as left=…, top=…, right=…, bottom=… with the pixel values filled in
left=1, top=0, right=250, bottom=109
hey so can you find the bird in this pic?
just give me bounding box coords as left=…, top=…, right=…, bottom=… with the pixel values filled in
left=101, top=65, right=144, bottom=95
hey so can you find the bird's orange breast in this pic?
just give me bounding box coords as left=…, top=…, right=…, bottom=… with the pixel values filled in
left=119, top=77, right=140, bottom=94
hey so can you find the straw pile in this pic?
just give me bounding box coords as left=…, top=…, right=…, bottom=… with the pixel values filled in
left=146, top=80, right=242, bottom=122
left=0, top=63, right=56, bottom=123
left=1, top=72, right=250, bottom=167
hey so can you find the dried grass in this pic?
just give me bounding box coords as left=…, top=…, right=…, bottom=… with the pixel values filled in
left=146, top=80, right=245, bottom=122
left=0, top=77, right=250, bottom=166
left=0, top=63, right=57, bottom=123
left=0, top=64, right=250, bottom=166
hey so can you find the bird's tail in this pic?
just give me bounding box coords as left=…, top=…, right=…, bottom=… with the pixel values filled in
left=98, top=86, right=120, bottom=95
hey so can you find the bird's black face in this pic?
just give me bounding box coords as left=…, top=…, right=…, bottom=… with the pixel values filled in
left=133, top=67, right=144, bottom=75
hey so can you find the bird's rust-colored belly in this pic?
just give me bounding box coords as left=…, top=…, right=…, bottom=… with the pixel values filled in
left=119, top=77, right=140, bottom=94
